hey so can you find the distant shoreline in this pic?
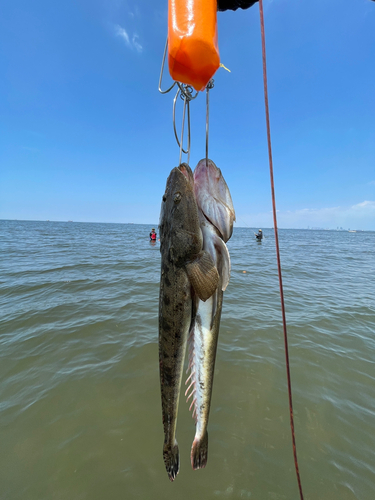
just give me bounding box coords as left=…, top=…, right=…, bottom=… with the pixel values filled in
left=1, top=219, right=374, bottom=232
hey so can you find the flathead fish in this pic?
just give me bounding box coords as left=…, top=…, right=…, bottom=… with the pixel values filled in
left=186, top=158, right=235, bottom=470
left=158, top=163, right=220, bottom=481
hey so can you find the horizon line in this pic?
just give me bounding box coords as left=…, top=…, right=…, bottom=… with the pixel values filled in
left=1, top=219, right=373, bottom=232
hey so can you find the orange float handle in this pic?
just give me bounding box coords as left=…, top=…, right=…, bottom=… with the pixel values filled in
left=168, top=0, right=220, bottom=92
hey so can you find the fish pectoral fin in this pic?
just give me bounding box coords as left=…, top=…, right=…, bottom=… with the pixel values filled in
left=186, top=251, right=219, bottom=302
left=213, top=234, right=231, bottom=291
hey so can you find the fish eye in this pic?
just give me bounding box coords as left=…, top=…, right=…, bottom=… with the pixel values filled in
left=174, top=192, right=182, bottom=203
left=162, top=195, right=167, bottom=202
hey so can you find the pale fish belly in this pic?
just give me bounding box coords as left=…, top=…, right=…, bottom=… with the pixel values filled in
left=186, top=277, right=224, bottom=470
left=186, top=293, right=218, bottom=431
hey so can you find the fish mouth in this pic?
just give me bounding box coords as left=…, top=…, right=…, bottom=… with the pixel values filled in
left=178, top=163, right=194, bottom=187
left=193, top=159, right=235, bottom=243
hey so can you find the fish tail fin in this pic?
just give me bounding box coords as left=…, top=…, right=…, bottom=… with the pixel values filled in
left=163, top=440, right=180, bottom=482
left=191, top=431, right=208, bottom=470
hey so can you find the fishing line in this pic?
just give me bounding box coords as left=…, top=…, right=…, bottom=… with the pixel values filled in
left=239, top=217, right=250, bottom=228
left=258, top=1, right=305, bottom=499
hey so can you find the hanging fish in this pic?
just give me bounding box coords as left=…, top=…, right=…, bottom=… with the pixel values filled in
left=186, top=158, right=235, bottom=469
left=158, top=163, right=220, bottom=481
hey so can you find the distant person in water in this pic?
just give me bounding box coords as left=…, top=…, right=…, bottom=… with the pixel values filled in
left=255, top=229, right=263, bottom=240
left=150, top=228, right=157, bottom=241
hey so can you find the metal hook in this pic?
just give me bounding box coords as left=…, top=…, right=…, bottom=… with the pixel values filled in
left=205, top=79, right=214, bottom=166
left=158, top=38, right=176, bottom=94
left=177, top=82, right=199, bottom=102
left=158, top=38, right=203, bottom=165
left=179, top=95, right=188, bottom=165
left=173, top=87, right=191, bottom=165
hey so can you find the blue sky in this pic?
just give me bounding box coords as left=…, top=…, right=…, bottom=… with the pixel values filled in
left=1, top=0, right=374, bottom=229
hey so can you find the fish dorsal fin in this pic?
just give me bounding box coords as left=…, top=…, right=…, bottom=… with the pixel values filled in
left=185, top=251, right=219, bottom=302
left=212, top=233, right=231, bottom=291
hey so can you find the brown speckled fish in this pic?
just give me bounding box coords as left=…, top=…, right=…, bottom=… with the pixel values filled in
left=158, top=163, right=219, bottom=481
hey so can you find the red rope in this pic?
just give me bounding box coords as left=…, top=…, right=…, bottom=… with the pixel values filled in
left=258, top=1, right=304, bottom=499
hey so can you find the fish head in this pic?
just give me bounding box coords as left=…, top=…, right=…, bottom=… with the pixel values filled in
left=193, top=159, right=236, bottom=242
left=159, top=163, right=202, bottom=263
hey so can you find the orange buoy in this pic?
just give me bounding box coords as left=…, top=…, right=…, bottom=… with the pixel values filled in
left=168, top=0, right=220, bottom=92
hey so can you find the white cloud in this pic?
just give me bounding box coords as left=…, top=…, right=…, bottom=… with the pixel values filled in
left=351, top=200, right=375, bottom=211
left=132, top=34, right=142, bottom=53
left=114, top=24, right=142, bottom=53
left=237, top=200, right=375, bottom=230
left=114, top=24, right=130, bottom=46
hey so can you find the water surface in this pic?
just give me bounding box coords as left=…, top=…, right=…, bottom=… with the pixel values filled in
left=0, top=220, right=374, bottom=499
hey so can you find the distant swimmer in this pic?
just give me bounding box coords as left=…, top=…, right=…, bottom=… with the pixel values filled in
left=150, top=228, right=157, bottom=241
left=255, top=229, right=263, bottom=241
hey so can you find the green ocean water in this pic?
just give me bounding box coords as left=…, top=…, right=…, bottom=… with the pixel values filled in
left=0, top=220, right=374, bottom=500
